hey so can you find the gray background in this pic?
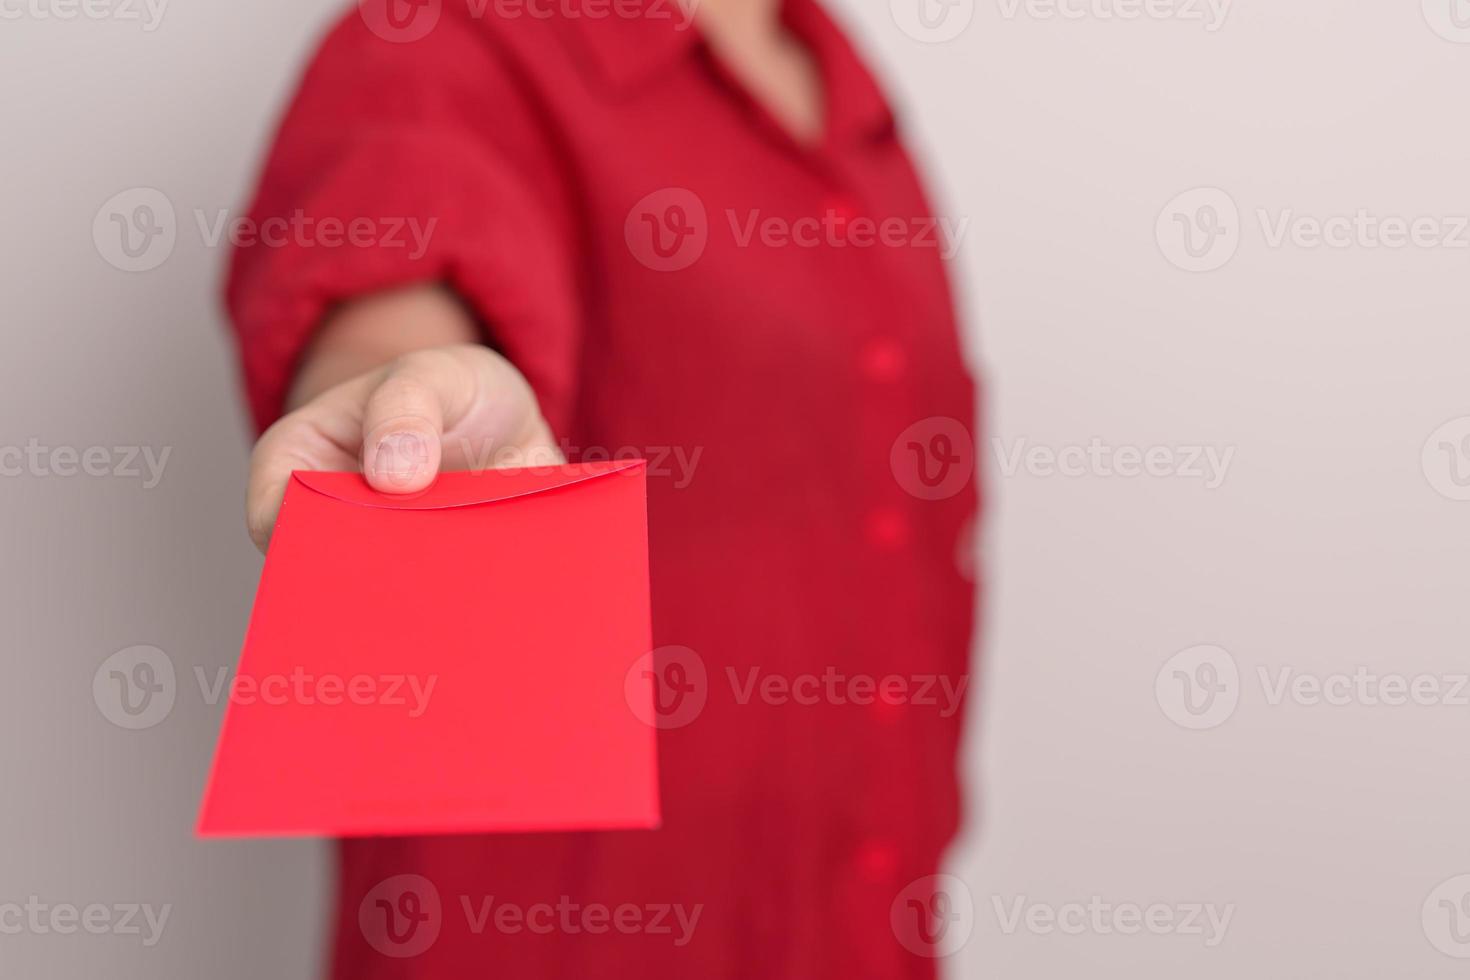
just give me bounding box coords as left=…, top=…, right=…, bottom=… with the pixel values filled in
left=3, top=0, right=1470, bottom=976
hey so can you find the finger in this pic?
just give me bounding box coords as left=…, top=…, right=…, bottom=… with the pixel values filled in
left=431, top=347, right=565, bottom=472
left=359, top=349, right=470, bottom=493
left=245, top=377, right=372, bottom=553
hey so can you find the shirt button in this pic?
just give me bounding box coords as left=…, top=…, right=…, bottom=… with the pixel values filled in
left=855, top=838, right=900, bottom=882
left=863, top=507, right=911, bottom=550
left=825, top=196, right=859, bottom=229
left=859, top=338, right=907, bottom=383
left=869, top=696, right=904, bottom=724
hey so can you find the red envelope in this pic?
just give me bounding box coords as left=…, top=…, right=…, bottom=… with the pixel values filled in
left=197, top=459, right=659, bottom=837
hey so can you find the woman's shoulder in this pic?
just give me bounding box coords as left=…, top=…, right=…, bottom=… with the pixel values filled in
left=314, top=0, right=594, bottom=76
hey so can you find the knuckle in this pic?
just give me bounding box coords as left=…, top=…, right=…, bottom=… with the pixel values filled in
left=395, top=346, right=458, bottom=381
left=387, top=348, right=472, bottom=415
left=367, top=381, right=435, bottom=425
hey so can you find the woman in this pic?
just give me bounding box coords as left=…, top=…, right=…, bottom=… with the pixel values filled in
left=227, top=0, right=979, bottom=975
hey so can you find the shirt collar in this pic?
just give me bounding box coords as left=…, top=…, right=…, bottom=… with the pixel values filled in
left=569, top=0, right=896, bottom=144
left=565, top=0, right=703, bottom=95
left=781, top=0, right=897, bottom=145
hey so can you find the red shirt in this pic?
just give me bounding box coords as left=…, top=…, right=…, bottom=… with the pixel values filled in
left=226, top=0, right=979, bottom=976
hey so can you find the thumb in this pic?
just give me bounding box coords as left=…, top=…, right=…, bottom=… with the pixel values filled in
left=359, top=352, right=459, bottom=493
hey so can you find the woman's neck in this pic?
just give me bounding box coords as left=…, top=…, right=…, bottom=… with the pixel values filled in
left=693, top=0, right=784, bottom=46
left=690, top=0, right=824, bottom=145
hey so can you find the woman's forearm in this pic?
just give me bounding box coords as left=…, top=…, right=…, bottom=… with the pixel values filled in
left=286, top=283, right=481, bottom=410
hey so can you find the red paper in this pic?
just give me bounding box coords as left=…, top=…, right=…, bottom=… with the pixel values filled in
left=197, top=459, right=658, bottom=837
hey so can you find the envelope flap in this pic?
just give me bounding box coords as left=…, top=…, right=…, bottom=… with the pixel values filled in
left=291, top=459, right=645, bottom=510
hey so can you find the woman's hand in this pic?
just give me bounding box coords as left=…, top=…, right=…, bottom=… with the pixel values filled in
left=244, top=292, right=558, bottom=553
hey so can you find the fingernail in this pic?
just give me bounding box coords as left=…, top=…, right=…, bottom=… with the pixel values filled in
left=372, top=432, right=428, bottom=486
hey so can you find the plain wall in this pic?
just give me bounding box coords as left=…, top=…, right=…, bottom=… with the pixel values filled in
left=3, top=0, right=1469, bottom=976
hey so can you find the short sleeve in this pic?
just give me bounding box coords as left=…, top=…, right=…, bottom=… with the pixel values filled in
left=223, top=10, right=580, bottom=434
